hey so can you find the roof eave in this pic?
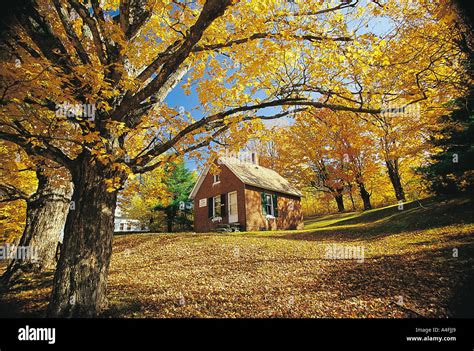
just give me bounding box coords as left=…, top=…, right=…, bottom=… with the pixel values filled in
left=243, top=183, right=302, bottom=198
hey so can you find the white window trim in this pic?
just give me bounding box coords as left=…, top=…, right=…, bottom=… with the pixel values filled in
left=228, top=191, right=238, bottom=221
left=213, top=174, right=220, bottom=184
left=265, top=194, right=275, bottom=216
left=213, top=195, right=222, bottom=217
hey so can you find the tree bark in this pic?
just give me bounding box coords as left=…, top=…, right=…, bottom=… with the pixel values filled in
left=347, top=183, right=356, bottom=211
left=47, top=155, right=124, bottom=317
left=166, top=209, right=173, bottom=233
left=357, top=181, right=372, bottom=211
left=165, top=205, right=176, bottom=233
left=385, top=159, right=406, bottom=201
left=2, top=168, right=72, bottom=285
left=334, top=189, right=345, bottom=212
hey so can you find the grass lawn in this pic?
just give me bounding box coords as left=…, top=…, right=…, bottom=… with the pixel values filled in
left=1, top=196, right=473, bottom=318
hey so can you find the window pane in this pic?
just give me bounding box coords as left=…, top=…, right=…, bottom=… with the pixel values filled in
left=265, top=195, right=273, bottom=216
left=214, top=196, right=221, bottom=216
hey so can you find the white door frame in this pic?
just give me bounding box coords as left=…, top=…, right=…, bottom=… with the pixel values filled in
left=228, top=191, right=238, bottom=223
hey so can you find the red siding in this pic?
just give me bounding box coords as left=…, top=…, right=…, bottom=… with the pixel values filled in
left=244, top=185, right=304, bottom=231
left=193, top=163, right=247, bottom=232
left=193, top=162, right=304, bottom=232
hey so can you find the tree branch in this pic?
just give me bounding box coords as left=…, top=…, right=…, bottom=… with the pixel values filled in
left=0, top=184, right=30, bottom=202
left=52, top=0, right=91, bottom=65
left=0, top=132, right=74, bottom=169
left=110, top=0, right=233, bottom=122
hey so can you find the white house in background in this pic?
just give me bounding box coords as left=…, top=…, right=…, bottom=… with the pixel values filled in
left=114, top=208, right=148, bottom=232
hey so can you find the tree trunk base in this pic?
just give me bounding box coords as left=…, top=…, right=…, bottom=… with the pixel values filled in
left=47, top=157, right=122, bottom=318
left=2, top=169, right=71, bottom=288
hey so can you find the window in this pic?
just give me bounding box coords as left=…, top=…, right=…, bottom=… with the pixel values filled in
left=213, top=195, right=222, bottom=217
left=119, top=223, right=124, bottom=231
left=265, top=194, right=274, bottom=216
left=213, top=174, right=220, bottom=184
left=262, top=192, right=278, bottom=217
left=209, top=194, right=226, bottom=219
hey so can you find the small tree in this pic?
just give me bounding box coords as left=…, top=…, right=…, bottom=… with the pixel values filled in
left=154, top=162, right=196, bottom=233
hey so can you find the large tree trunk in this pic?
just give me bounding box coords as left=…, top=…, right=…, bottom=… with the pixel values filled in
left=357, top=181, right=372, bottom=211
left=2, top=168, right=72, bottom=285
left=347, top=183, right=356, bottom=211
left=334, top=189, right=345, bottom=213
left=47, top=156, right=124, bottom=317
left=385, top=159, right=406, bottom=201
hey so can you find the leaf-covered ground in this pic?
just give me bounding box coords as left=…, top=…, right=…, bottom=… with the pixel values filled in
left=1, top=197, right=473, bottom=318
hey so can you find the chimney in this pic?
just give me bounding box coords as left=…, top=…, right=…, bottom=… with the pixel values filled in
left=251, top=152, right=258, bottom=165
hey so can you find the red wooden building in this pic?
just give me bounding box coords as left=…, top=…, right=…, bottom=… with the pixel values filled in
left=189, top=156, right=303, bottom=232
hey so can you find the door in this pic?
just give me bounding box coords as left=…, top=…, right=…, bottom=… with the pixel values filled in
left=228, top=191, right=238, bottom=223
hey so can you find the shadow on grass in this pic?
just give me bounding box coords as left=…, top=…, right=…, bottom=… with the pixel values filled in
left=311, top=241, right=474, bottom=318
left=0, top=270, right=54, bottom=318
left=258, top=197, right=474, bottom=242
left=327, top=197, right=472, bottom=227
left=448, top=267, right=474, bottom=318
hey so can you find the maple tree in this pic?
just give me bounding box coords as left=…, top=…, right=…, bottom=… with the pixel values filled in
left=119, top=161, right=196, bottom=232
left=118, top=167, right=169, bottom=231
left=0, top=142, right=71, bottom=284
left=256, top=109, right=381, bottom=212
left=0, top=0, right=468, bottom=317
left=0, top=142, right=36, bottom=242
left=253, top=0, right=469, bottom=210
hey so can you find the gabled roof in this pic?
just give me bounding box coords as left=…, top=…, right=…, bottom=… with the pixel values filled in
left=189, top=157, right=302, bottom=199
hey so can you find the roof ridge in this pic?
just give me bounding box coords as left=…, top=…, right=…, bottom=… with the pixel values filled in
left=189, top=157, right=302, bottom=199
left=220, top=157, right=302, bottom=197
left=220, top=156, right=275, bottom=171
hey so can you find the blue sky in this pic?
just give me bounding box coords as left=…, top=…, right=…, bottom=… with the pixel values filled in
left=163, top=74, right=204, bottom=172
